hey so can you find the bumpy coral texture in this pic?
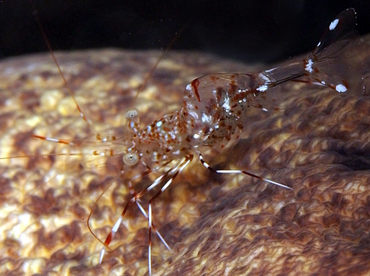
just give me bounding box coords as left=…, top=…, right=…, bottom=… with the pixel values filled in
left=0, top=34, right=370, bottom=275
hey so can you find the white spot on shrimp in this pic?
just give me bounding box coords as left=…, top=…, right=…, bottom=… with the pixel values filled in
left=222, top=97, right=231, bottom=111
left=329, top=18, right=339, bottom=31
left=336, top=84, right=347, bottom=93
left=258, top=73, right=271, bottom=82
left=112, top=217, right=122, bottom=233
left=305, top=59, right=314, bottom=73
left=264, top=67, right=277, bottom=73
left=156, top=121, right=163, bottom=127
left=45, top=137, right=59, bottom=143
left=201, top=113, right=212, bottom=124
left=256, top=85, right=268, bottom=92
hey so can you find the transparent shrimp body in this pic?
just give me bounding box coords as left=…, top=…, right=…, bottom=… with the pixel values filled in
left=129, top=4, right=357, bottom=165
left=20, top=7, right=359, bottom=275
left=101, top=8, right=360, bottom=275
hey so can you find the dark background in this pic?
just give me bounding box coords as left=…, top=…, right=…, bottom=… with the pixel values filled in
left=0, top=0, right=369, bottom=63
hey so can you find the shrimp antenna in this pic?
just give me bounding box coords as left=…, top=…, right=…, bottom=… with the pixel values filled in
left=28, top=0, right=89, bottom=124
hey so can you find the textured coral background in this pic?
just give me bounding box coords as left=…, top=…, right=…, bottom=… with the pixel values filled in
left=0, top=34, right=370, bottom=275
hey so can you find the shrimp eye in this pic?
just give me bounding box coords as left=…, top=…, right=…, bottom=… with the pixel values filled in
left=125, top=108, right=139, bottom=122
left=123, top=152, right=139, bottom=166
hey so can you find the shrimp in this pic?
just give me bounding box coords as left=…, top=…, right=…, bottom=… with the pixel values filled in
left=0, top=7, right=364, bottom=275
left=92, top=8, right=359, bottom=275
